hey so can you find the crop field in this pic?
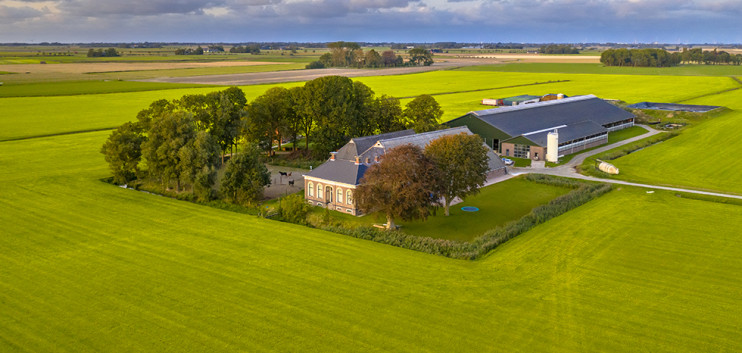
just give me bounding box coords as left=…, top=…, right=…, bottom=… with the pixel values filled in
left=2, top=127, right=742, bottom=351
left=460, top=62, right=742, bottom=76
left=609, top=88, right=742, bottom=194
left=0, top=81, right=210, bottom=98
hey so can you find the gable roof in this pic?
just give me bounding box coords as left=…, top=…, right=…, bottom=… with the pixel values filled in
left=306, top=126, right=506, bottom=186
left=335, top=129, right=415, bottom=161
left=305, top=159, right=368, bottom=186
left=470, top=95, right=634, bottom=140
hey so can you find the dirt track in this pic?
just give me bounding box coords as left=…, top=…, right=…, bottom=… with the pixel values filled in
left=138, top=59, right=496, bottom=85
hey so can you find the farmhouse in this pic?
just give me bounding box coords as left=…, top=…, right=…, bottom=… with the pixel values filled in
left=447, top=95, right=635, bottom=162
left=303, top=127, right=507, bottom=215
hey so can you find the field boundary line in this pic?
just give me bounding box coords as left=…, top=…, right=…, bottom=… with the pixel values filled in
left=0, top=127, right=116, bottom=143
left=674, top=76, right=742, bottom=103
left=397, top=80, right=571, bottom=99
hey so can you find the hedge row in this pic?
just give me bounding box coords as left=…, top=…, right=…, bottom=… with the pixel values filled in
left=322, top=175, right=613, bottom=260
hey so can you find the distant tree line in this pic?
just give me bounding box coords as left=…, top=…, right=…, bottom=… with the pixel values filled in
left=600, top=48, right=681, bottom=67
left=601, top=48, right=742, bottom=67
left=679, top=48, right=742, bottom=65
left=539, top=45, right=579, bottom=54
left=101, top=77, right=443, bottom=204
left=175, top=46, right=204, bottom=55
left=229, top=44, right=261, bottom=54
left=306, top=41, right=433, bottom=69
left=86, top=48, right=120, bottom=57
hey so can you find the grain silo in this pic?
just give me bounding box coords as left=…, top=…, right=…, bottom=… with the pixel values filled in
left=546, top=130, right=559, bottom=163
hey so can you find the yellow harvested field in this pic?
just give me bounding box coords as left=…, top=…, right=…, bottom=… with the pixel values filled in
left=0, top=61, right=289, bottom=74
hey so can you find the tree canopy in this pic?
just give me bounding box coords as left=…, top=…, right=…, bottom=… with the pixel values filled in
left=100, top=122, right=145, bottom=185
left=425, top=133, right=490, bottom=216
left=219, top=144, right=271, bottom=206
left=356, top=144, right=439, bottom=230
left=403, top=94, right=443, bottom=133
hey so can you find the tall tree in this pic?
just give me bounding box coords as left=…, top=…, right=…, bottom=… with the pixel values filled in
left=100, top=122, right=145, bottom=185
left=365, top=49, right=383, bottom=68
left=141, top=111, right=197, bottom=192
left=219, top=144, right=271, bottom=206
left=403, top=94, right=443, bottom=133
left=296, top=76, right=355, bottom=157
left=356, top=144, right=439, bottom=230
left=381, top=50, right=397, bottom=67
left=408, top=47, right=434, bottom=66
left=246, top=87, right=292, bottom=155
left=372, top=95, right=405, bottom=133
left=425, top=133, right=490, bottom=216
left=177, top=130, right=221, bottom=191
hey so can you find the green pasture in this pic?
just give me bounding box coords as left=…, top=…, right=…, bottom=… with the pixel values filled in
left=461, top=62, right=742, bottom=76
left=0, top=81, right=210, bottom=98
left=1, top=70, right=737, bottom=140
left=2, top=129, right=742, bottom=352
left=609, top=88, right=742, bottom=194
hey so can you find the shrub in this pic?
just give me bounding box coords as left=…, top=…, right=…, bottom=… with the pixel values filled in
left=279, top=193, right=310, bottom=224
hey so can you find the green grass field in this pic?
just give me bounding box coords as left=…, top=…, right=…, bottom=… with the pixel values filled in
left=609, top=88, right=742, bottom=194
left=2, top=128, right=742, bottom=352
left=460, top=62, right=742, bottom=76
left=0, top=80, right=211, bottom=98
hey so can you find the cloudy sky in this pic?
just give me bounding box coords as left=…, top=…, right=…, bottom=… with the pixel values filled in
left=1, top=0, right=740, bottom=43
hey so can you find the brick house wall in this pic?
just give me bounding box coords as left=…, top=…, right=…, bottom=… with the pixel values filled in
left=304, top=177, right=360, bottom=216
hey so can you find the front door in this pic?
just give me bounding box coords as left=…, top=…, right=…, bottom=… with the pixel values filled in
left=325, top=186, right=333, bottom=203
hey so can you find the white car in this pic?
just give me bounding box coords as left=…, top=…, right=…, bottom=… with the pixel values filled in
left=501, top=157, right=514, bottom=166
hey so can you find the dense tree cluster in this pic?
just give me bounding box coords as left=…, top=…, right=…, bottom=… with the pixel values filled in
left=245, top=76, right=443, bottom=159
left=356, top=133, right=490, bottom=228
left=679, top=48, right=742, bottom=65
left=600, top=48, right=681, bottom=67
left=305, top=42, right=431, bottom=69
left=174, top=46, right=204, bottom=55
left=102, top=87, right=269, bottom=205
left=229, top=44, right=261, bottom=54
left=86, top=48, right=120, bottom=57
left=539, top=45, right=579, bottom=54
left=102, top=77, right=443, bottom=204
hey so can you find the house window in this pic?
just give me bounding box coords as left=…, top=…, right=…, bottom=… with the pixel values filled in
left=346, top=190, right=353, bottom=205
left=308, top=182, right=314, bottom=197
left=317, top=184, right=323, bottom=199
left=337, top=188, right=343, bottom=203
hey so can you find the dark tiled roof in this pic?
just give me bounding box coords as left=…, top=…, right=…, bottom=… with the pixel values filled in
left=472, top=95, right=634, bottom=137
left=517, top=120, right=607, bottom=147
left=306, top=159, right=368, bottom=185
left=306, top=127, right=506, bottom=186
left=335, top=129, right=415, bottom=160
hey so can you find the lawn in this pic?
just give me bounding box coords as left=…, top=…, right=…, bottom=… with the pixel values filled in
left=308, top=177, right=571, bottom=242
left=400, top=177, right=571, bottom=242
left=2, top=130, right=742, bottom=352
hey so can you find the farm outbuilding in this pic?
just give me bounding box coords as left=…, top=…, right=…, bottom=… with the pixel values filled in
left=303, top=127, right=507, bottom=215
left=447, top=95, right=635, bottom=161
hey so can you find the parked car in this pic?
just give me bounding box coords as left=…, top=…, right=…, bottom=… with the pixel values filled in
left=501, top=157, right=514, bottom=166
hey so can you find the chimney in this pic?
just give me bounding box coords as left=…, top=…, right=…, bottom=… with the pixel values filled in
left=330, top=152, right=337, bottom=161
left=355, top=156, right=361, bottom=165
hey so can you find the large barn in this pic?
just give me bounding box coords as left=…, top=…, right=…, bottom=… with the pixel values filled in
left=446, top=95, right=635, bottom=161
left=303, top=127, right=507, bottom=215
